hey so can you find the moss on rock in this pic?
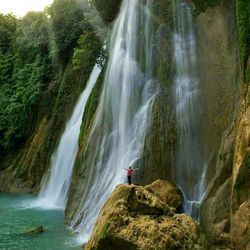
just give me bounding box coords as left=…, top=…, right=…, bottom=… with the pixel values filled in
left=85, top=183, right=204, bottom=250
left=235, top=0, right=250, bottom=81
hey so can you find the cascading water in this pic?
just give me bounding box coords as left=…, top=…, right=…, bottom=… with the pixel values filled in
left=36, top=65, right=101, bottom=209
left=70, top=0, right=157, bottom=242
left=172, top=0, right=205, bottom=219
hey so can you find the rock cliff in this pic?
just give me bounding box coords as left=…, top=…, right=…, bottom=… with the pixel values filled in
left=85, top=180, right=205, bottom=250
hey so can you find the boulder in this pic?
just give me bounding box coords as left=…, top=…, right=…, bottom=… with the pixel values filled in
left=25, top=226, right=44, bottom=235
left=145, top=179, right=182, bottom=209
left=85, top=184, right=204, bottom=250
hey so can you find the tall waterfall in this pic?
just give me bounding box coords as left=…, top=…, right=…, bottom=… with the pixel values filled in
left=173, top=0, right=205, bottom=218
left=37, top=65, right=101, bottom=209
left=71, top=0, right=157, bottom=242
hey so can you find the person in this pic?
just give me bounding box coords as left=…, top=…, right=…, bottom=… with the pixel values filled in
left=124, top=166, right=138, bottom=185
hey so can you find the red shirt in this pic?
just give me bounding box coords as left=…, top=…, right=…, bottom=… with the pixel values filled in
left=127, top=168, right=133, bottom=176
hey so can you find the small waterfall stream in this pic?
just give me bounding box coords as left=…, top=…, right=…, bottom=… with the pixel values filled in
left=70, top=0, right=157, bottom=242
left=172, top=0, right=205, bottom=218
left=36, top=65, right=101, bottom=209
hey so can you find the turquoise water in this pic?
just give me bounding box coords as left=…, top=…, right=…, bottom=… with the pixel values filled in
left=0, top=193, right=81, bottom=250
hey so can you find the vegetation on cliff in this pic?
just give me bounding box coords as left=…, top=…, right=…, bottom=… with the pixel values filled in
left=235, top=0, right=250, bottom=82
left=0, top=0, right=103, bottom=152
left=92, top=0, right=122, bottom=24
left=0, top=0, right=105, bottom=152
left=0, top=12, right=52, bottom=150
left=0, top=0, right=104, bottom=190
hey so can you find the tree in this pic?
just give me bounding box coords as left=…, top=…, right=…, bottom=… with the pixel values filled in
left=0, top=13, right=17, bottom=53
left=47, top=0, right=88, bottom=66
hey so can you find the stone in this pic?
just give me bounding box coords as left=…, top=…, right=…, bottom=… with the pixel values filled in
left=85, top=184, right=204, bottom=250
left=25, top=226, right=44, bottom=235
left=145, top=179, right=182, bottom=209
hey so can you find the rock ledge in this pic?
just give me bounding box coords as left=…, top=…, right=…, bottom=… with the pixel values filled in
left=85, top=180, right=204, bottom=250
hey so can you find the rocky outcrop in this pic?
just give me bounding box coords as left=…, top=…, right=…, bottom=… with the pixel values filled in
left=201, top=101, right=250, bottom=250
left=25, top=226, right=44, bottom=235
left=85, top=183, right=204, bottom=250
left=200, top=125, right=234, bottom=248
left=145, top=179, right=182, bottom=210
left=198, top=0, right=249, bottom=246
left=231, top=102, right=250, bottom=249
left=231, top=201, right=250, bottom=250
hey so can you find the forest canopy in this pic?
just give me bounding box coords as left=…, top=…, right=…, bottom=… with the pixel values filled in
left=0, top=0, right=103, bottom=151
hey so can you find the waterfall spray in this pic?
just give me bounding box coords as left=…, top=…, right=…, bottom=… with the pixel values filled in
left=172, top=0, right=205, bottom=219
left=70, top=0, right=158, bottom=242
left=36, top=65, right=101, bottom=209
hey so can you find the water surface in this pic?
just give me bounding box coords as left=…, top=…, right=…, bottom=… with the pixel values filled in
left=0, top=193, right=80, bottom=250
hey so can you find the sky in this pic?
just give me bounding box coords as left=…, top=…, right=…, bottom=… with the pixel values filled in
left=0, top=0, right=54, bottom=17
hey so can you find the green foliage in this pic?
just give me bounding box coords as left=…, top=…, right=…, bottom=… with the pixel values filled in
left=0, top=13, right=17, bottom=53
left=99, top=223, right=109, bottom=240
left=0, top=53, right=14, bottom=85
left=73, top=32, right=104, bottom=71
left=0, top=12, right=53, bottom=150
left=235, top=0, right=250, bottom=81
left=0, top=0, right=103, bottom=152
left=0, top=58, right=44, bottom=148
left=92, top=0, right=122, bottom=23
left=16, top=12, right=51, bottom=64
left=47, top=0, right=89, bottom=66
left=0, top=14, right=17, bottom=86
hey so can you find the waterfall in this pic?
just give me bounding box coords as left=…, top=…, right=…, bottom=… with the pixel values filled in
left=70, top=0, right=157, bottom=242
left=36, top=65, right=101, bottom=209
left=172, top=0, right=205, bottom=219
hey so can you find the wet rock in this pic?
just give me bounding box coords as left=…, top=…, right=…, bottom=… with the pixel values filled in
left=85, top=184, right=204, bottom=250
left=231, top=201, right=250, bottom=249
left=231, top=104, right=250, bottom=249
left=25, top=226, right=44, bottom=235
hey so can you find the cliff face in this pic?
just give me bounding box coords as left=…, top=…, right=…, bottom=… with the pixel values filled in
left=231, top=97, right=250, bottom=249
left=0, top=0, right=249, bottom=248
left=197, top=0, right=250, bottom=248
left=139, top=0, right=239, bottom=187
left=136, top=0, right=176, bottom=185
left=195, top=0, right=238, bottom=181
left=201, top=79, right=249, bottom=250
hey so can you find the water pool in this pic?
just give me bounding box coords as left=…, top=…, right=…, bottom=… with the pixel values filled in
left=0, top=193, right=81, bottom=250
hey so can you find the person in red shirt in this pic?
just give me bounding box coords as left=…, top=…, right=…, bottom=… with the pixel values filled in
left=124, top=166, right=138, bottom=185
